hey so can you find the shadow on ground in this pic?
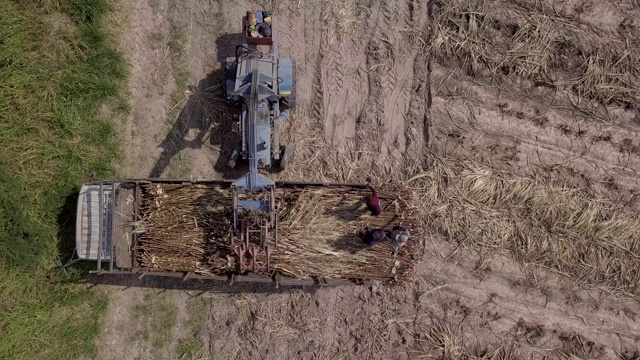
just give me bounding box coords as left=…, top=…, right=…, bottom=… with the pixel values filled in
left=215, top=32, right=243, bottom=63
left=148, top=68, right=239, bottom=178
left=149, top=32, right=247, bottom=179
left=326, top=193, right=367, bottom=222
left=84, top=274, right=323, bottom=295
left=331, top=234, right=370, bottom=254
left=57, top=187, right=80, bottom=262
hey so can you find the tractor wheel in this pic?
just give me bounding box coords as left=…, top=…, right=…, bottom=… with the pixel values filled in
left=280, top=59, right=297, bottom=110
left=279, top=143, right=295, bottom=171
left=228, top=149, right=240, bottom=169
left=222, top=61, right=236, bottom=98
left=280, top=93, right=296, bottom=110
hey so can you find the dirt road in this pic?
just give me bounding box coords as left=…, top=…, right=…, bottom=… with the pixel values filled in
left=100, top=0, right=640, bottom=359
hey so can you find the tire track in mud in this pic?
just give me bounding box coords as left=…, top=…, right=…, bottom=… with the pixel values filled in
left=272, top=0, right=435, bottom=167
left=342, top=0, right=384, bottom=156
left=404, top=0, right=429, bottom=154
left=319, top=11, right=347, bottom=144
left=325, top=56, right=366, bottom=145
left=279, top=0, right=333, bottom=136
left=373, top=0, right=401, bottom=163
left=310, top=57, right=325, bottom=125
left=281, top=0, right=431, bottom=164
left=377, top=0, right=431, bottom=161
left=359, top=38, right=386, bottom=154
left=277, top=2, right=323, bottom=116
left=430, top=63, right=640, bottom=209
left=288, top=2, right=324, bottom=124
left=319, top=2, right=379, bottom=146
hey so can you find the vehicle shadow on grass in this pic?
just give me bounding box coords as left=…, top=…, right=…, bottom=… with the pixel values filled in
left=56, top=188, right=79, bottom=263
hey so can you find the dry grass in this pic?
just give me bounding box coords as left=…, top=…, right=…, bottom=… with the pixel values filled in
left=430, top=0, right=565, bottom=80
left=277, top=113, right=426, bottom=185
left=430, top=0, right=640, bottom=106
left=416, top=155, right=640, bottom=297
left=574, top=49, right=640, bottom=105
left=430, top=0, right=494, bottom=77
left=423, top=321, right=462, bottom=359
left=276, top=114, right=375, bottom=182
left=500, top=14, right=562, bottom=79
left=323, top=0, right=366, bottom=43
left=413, top=320, right=523, bottom=359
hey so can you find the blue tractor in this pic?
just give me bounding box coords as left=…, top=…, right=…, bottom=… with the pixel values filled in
left=222, top=11, right=295, bottom=274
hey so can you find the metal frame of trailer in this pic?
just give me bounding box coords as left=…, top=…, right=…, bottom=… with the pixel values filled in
left=76, top=178, right=373, bottom=288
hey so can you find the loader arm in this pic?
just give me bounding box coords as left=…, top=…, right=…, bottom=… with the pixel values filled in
left=229, top=54, right=278, bottom=275
left=218, top=12, right=297, bottom=275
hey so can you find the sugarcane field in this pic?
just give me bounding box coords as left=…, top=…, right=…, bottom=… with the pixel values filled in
left=4, top=0, right=640, bottom=359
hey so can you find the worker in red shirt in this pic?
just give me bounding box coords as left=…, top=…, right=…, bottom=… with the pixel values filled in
left=365, top=177, right=382, bottom=216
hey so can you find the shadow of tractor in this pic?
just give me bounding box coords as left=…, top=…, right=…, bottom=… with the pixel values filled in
left=149, top=32, right=247, bottom=179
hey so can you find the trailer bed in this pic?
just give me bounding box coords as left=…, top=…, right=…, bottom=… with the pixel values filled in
left=113, top=184, right=136, bottom=269
left=77, top=180, right=423, bottom=285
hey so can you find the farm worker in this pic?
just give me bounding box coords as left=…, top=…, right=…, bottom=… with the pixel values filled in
left=363, top=228, right=389, bottom=246
left=389, top=225, right=410, bottom=250
left=365, top=177, right=382, bottom=216
left=257, top=22, right=272, bottom=37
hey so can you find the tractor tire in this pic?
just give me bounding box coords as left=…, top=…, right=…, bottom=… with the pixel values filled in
left=280, top=94, right=296, bottom=110
left=222, top=61, right=236, bottom=98
left=228, top=149, right=240, bottom=169
left=280, top=59, right=296, bottom=110
left=279, top=143, right=295, bottom=171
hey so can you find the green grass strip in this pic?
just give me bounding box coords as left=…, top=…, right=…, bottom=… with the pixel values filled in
left=0, top=0, right=126, bottom=358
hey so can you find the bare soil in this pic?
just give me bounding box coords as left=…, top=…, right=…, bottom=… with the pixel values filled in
left=97, top=0, right=640, bottom=359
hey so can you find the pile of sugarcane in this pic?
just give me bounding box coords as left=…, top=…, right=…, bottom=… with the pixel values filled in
left=274, top=185, right=421, bottom=282
left=135, top=184, right=235, bottom=275
left=134, top=183, right=423, bottom=282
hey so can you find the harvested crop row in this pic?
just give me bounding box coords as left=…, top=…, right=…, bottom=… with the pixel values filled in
left=430, top=0, right=640, bottom=107
left=418, top=155, right=640, bottom=297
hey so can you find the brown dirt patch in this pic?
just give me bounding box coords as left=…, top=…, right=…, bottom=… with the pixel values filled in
left=97, top=0, right=640, bottom=359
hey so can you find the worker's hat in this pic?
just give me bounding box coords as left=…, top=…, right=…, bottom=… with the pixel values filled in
left=389, top=230, right=409, bottom=247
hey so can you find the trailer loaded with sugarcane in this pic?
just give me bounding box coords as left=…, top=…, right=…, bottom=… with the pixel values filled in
left=75, top=179, right=421, bottom=286
left=73, top=11, right=423, bottom=286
